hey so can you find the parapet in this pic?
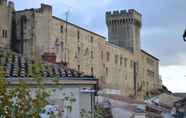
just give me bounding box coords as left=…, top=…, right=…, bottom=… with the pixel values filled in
left=106, top=9, right=141, bottom=18
left=0, top=0, right=7, bottom=5
left=8, top=1, right=14, bottom=9
left=40, top=3, right=52, bottom=13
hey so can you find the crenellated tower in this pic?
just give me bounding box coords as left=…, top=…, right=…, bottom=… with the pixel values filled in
left=0, top=0, right=14, bottom=49
left=106, top=9, right=142, bottom=52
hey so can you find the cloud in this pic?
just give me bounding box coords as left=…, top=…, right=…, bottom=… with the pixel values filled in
left=160, top=65, right=186, bottom=92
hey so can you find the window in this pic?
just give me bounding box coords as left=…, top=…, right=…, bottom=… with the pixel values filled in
left=84, top=48, right=89, bottom=56
left=2, top=30, right=4, bottom=38
left=106, top=52, right=110, bottom=62
left=91, top=51, right=93, bottom=59
left=77, top=30, right=80, bottom=41
left=4, top=30, right=7, bottom=38
left=101, top=51, right=103, bottom=60
left=77, top=47, right=80, bottom=54
left=115, top=55, right=118, bottom=64
left=120, top=56, right=123, bottom=66
left=91, top=67, right=94, bottom=76
left=55, top=38, right=60, bottom=46
left=2, top=30, right=7, bottom=38
left=130, top=60, right=133, bottom=68
left=106, top=67, right=108, bottom=76
left=147, top=70, right=154, bottom=77
left=146, top=58, right=154, bottom=66
left=90, top=36, right=93, bottom=43
left=61, top=41, right=64, bottom=50
left=60, top=25, right=63, bottom=33
left=21, top=15, right=27, bottom=29
left=78, top=65, right=80, bottom=71
left=124, top=58, right=127, bottom=67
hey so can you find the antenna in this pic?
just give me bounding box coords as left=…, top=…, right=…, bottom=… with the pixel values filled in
left=64, top=10, right=70, bottom=65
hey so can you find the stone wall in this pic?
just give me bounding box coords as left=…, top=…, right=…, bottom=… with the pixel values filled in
left=0, top=0, right=14, bottom=49
left=140, top=50, right=162, bottom=98
left=0, top=3, right=162, bottom=99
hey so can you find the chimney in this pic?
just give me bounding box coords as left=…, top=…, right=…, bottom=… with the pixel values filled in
left=42, top=52, right=56, bottom=64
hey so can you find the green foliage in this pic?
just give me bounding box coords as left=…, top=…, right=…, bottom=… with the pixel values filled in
left=0, top=62, right=49, bottom=118
left=80, top=106, right=104, bottom=118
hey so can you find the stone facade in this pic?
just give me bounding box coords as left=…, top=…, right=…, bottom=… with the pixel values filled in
left=106, top=9, right=141, bottom=52
left=0, top=2, right=162, bottom=99
left=0, top=0, right=14, bottom=49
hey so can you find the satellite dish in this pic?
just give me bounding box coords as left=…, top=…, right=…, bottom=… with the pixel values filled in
left=183, top=29, right=186, bottom=41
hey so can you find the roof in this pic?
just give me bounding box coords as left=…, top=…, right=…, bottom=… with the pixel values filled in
left=141, top=50, right=159, bottom=61
left=52, top=16, right=106, bottom=39
left=99, top=93, right=145, bottom=104
left=173, top=93, right=186, bottom=98
left=0, top=49, right=95, bottom=80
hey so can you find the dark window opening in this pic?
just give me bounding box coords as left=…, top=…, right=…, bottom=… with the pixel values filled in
left=91, top=67, right=94, bottom=76
left=115, top=55, right=118, bottom=64
left=101, top=51, right=103, bottom=60
left=78, top=65, right=80, bottom=71
left=106, top=52, right=110, bottom=62
left=60, top=25, right=63, bottom=33
left=77, top=30, right=80, bottom=41
left=124, top=58, right=127, bottom=67
left=120, top=56, right=123, bottom=66
left=90, top=36, right=93, bottom=43
left=91, top=51, right=93, bottom=59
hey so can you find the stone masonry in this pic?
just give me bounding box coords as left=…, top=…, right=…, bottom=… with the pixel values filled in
left=0, top=1, right=162, bottom=100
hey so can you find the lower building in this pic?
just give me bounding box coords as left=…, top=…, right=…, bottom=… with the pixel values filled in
left=0, top=49, right=98, bottom=118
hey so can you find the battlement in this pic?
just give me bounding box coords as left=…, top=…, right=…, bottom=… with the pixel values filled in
left=40, top=4, right=52, bottom=13
left=0, top=0, right=14, bottom=9
left=106, top=9, right=141, bottom=18
left=8, top=1, right=14, bottom=9
left=0, top=0, right=7, bottom=6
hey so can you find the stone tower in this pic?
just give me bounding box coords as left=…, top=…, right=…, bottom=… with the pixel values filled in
left=106, top=9, right=142, bottom=52
left=0, top=0, right=14, bottom=49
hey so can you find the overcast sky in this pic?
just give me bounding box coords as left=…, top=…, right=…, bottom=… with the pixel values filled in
left=12, top=0, right=186, bottom=92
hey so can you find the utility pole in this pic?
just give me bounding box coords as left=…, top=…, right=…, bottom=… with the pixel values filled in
left=64, top=10, right=70, bottom=65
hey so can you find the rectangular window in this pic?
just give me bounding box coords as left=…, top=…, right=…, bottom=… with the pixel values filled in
left=78, top=65, right=80, bottom=71
left=107, top=52, right=109, bottom=61
left=120, top=56, right=123, bottom=66
left=90, top=36, right=93, bottom=43
left=130, top=60, right=133, bottom=68
left=2, top=30, right=7, bottom=38
left=60, top=25, right=63, bottom=33
left=5, top=30, right=7, bottom=38
left=146, top=57, right=154, bottom=66
left=147, top=70, right=154, bottom=77
left=91, top=67, right=94, bottom=76
left=115, top=55, right=118, bottom=64
left=124, top=58, right=127, bottom=67
left=91, top=51, right=93, bottom=59
left=101, top=51, right=103, bottom=60
left=77, top=47, right=80, bottom=54
left=2, top=30, right=4, bottom=38
left=106, top=67, right=108, bottom=76
left=77, top=30, right=80, bottom=41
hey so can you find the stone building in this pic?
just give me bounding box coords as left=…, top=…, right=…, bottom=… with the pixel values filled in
left=0, top=1, right=162, bottom=99
left=0, top=0, right=14, bottom=49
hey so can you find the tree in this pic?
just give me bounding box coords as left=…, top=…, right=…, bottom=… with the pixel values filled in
left=0, top=62, right=49, bottom=118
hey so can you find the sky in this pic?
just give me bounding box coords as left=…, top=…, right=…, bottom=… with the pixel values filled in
left=12, top=0, right=186, bottom=93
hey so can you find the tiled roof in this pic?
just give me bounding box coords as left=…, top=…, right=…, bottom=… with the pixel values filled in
left=0, top=50, right=92, bottom=79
